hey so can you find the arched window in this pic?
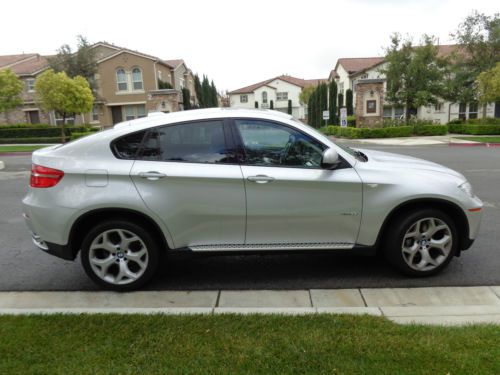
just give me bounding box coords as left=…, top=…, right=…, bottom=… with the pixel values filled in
left=132, top=68, right=143, bottom=90
left=116, top=68, right=127, bottom=91
left=262, top=91, right=268, bottom=104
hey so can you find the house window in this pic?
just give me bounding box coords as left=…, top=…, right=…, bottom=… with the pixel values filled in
left=459, top=103, right=467, bottom=120
left=92, top=105, right=99, bottom=122
left=383, top=106, right=392, bottom=118
left=366, top=100, right=377, bottom=114
left=469, top=102, right=478, bottom=119
left=124, top=104, right=146, bottom=120
left=339, top=82, right=344, bottom=93
left=26, top=78, right=35, bottom=92
left=116, top=69, right=128, bottom=91
left=262, top=91, right=268, bottom=104
left=395, top=106, right=405, bottom=119
left=277, top=92, right=288, bottom=101
left=240, top=95, right=248, bottom=103
left=360, top=74, right=368, bottom=79
left=132, top=68, right=143, bottom=91
left=435, top=102, right=443, bottom=112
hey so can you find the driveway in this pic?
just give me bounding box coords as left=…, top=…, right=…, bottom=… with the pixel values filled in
left=0, top=144, right=499, bottom=291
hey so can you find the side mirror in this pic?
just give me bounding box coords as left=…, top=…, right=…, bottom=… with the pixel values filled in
left=321, top=148, right=340, bottom=169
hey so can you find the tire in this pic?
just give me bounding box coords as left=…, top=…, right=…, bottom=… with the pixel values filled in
left=81, top=220, right=159, bottom=291
left=383, top=209, right=458, bottom=277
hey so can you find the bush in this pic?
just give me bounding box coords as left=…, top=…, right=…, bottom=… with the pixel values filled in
left=466, top=117, right=500, bottom=125
left=320, top=126, right=412, bottom=139
left=347, top=115, right=356, bottom=127
left=448, top=124, right=464, bottom=133
left=448, top=119, right=464, bottom=125
left=0, top=137, right=61, bottom=144
left=455, top=125, right=500, bottom=135
left=70, top=132, right=95, bottom=141
left=413, top=125, right=448, bottom=136
left=0, top=125, right=98, bottom=139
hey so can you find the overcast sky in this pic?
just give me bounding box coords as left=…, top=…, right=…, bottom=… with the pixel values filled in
left=1, top=0, right=497, bottom=92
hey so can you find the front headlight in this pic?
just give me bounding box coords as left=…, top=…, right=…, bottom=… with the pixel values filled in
left=458, top=181, right=474, bottom=198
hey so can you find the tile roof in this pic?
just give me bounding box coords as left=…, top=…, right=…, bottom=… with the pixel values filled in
left=9, top=55, right=50, bottom=75
left=163, top=59, right=185, bottom=68
left=229, top=75, right=328, bottom=94
left=0, top=54, right=38, bottom=68
left=336, top=57, right=385, bottom=75
left=92, top=42, right=175, bottom=69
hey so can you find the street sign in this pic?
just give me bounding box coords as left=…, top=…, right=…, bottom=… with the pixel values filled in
left=340, top=107, right=348, bottom=127
left=322, top=110, right=329, bottom=120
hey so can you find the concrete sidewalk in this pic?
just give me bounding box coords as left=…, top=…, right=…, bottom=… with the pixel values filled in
left=1, top=286, right=500, bottom=326
left=332, top=134, right=496, bottom=146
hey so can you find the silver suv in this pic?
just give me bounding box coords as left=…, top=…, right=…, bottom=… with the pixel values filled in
left=23, top=109, right=483, bottom=290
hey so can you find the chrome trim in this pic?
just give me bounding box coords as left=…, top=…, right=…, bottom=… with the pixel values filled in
left=32, top=234, right=49, bottom=251
left=189, top=242, right=354, bottom=251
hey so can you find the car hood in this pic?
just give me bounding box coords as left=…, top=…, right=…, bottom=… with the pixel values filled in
left=355, top=148, right=466, bottom=180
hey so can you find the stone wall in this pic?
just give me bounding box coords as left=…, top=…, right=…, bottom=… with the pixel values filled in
left=355, top=80, right=384, bottom=128
left=147, top=89, right=181, bottom=113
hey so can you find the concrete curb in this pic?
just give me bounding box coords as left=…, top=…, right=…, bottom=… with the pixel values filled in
left=1, top=287, right=500, bottom=325
left=0, top=160, right=4, bottom=170
left=449, top=142, right=500, bottom=147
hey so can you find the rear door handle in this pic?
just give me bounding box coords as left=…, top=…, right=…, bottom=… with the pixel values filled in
left=247, top=175, right=275, bottom=183
left=138, top=171, right=167, bottom=180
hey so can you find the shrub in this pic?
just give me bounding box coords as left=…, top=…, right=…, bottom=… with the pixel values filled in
left=462, top=125, right=500, bottom=135
left=0, top=125, right=97, bottom=139
left=413, top=125, right=448, bottom=136
left=0, top=137, right=61, bottom=144
left=320, top=125, right=412, bottom=139
left=70, top=132, right=95, bottom=141
left=347, top=115, right=356, bottom=127
left=447, top=119, right=464, bottom=125
left=466, top=117, right=500, bottom=125
left=448, top=124, right=464, bottom=133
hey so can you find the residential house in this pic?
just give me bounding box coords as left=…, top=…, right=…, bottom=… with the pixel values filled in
left=228, top=75, right=328, bottom=121
left=0, top=42, right=199, bottom=127
left=0, top=54, right=52, bottom=124
left=330, top=45, right=499, bottom=125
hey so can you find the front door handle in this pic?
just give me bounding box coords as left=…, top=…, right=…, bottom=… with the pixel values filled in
left=247, top=175, right=275, bottom=183
left=138, top=171, right=167, bottom=180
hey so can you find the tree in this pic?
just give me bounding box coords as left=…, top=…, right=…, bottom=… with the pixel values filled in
left=299, top=85, right=316, bottom=105
left=287, top=99, right=292, bottom=115
left=210, top=80, right=219, bottom=107
left=337, top=92, right=344, bottom=117
left=446, top=12, right=500, bottom=114
left=346, top=89, right=354, bottom=116
left=194, top=74, right=203, bottom=107
left=255, top=101, right=258, bottom=108
left=270, top=100, right=274, bottom=109
left=48, top=35, right=97, bottom=92
left=477, top=62, right=500, bottom=103
left=182, top=87, right=191, bottom=110
left=35, top=69, right=93, bottom=142
left=0, top=69, right=23, bottom=124
left=328, top=81, right=338, bottom=124
left=158, top=79, right=173, bottom=89
left=380, top=33, right=445, bottom=123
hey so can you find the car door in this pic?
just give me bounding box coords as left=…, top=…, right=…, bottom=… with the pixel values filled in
left=130, top=119, right=246, bottom=248
left=233, top=118, right=363, bottom=247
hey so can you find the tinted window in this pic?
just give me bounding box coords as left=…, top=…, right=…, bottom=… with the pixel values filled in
left=140, top=121, right=234, bottom=164
left=235, top=120, right=325, bottom=168
left=112, top=130, right=146, bottom=159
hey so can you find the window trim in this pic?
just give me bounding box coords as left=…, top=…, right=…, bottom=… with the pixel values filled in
left=26, top=78, right=35, bottom=92
left=131, top=67, right=144, bottom=91
left=240, top=94, right=248, bottom=103
left=229, top=117, right=333, bottom=170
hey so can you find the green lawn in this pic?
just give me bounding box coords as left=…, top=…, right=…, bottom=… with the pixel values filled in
left=1, top=314, right=499, bottom=374
left=454, top=136, right=500, bottom=143
left=0, top=145, right=46, bottom=153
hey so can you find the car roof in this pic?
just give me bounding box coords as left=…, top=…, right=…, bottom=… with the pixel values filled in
left=113, top=108, right=294, bottom=130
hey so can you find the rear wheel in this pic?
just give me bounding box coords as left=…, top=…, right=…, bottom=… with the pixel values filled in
left=81, top=220, right=159, bottom=291
left=383, top=209, right=458, bottom=276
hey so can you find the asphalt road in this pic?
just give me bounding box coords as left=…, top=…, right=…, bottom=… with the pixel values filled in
left=0, top=144, right=499, bottom=291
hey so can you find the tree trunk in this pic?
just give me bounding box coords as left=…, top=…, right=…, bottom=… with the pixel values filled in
left=61, top=114, right=66, bottom=144
left=482, top=103, right=487, bottom=119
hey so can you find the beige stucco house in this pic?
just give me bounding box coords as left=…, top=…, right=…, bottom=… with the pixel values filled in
left=0, top=42, right=198, bottom=127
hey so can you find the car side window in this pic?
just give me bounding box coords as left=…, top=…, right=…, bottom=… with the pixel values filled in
left=112, top=130, right=147, bottom=159
left=235, top=119, right=326, bottom=168
left=139, top=120, right=235, bottom=164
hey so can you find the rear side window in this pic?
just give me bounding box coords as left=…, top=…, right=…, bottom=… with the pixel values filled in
left=139, top=120, right=235, bottom=164
left=112, top=130, right=147, bottom=159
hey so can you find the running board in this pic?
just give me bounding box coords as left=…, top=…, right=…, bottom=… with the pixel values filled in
left=189, top=243, right=354, bottom=252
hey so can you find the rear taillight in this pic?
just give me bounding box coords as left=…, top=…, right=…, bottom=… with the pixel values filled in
left=30, top=164, right=64, bottom=188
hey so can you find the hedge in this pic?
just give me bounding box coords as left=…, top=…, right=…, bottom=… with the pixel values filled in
left=0, top=126, right=99, bottom=139
left=448, top=124, right=500, bottom=135
left=321, top=126, right=413, bottom=139
left=0, top=137, right=61, bottom=144
left=412, top=125, right=448, bottom=136
left=70, top=132, right=95, bottom=141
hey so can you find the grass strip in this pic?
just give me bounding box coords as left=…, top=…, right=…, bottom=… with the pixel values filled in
left=1, top=314, right=499, bottom=374
left=0, top=145, right=46, bottom=153
left=454, top=136, right=500, bottom=143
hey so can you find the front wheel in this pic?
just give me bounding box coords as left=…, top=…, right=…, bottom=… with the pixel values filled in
left=81, top=220, right=159, bottom=291
left=383, top=209, right=458, bottom=276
